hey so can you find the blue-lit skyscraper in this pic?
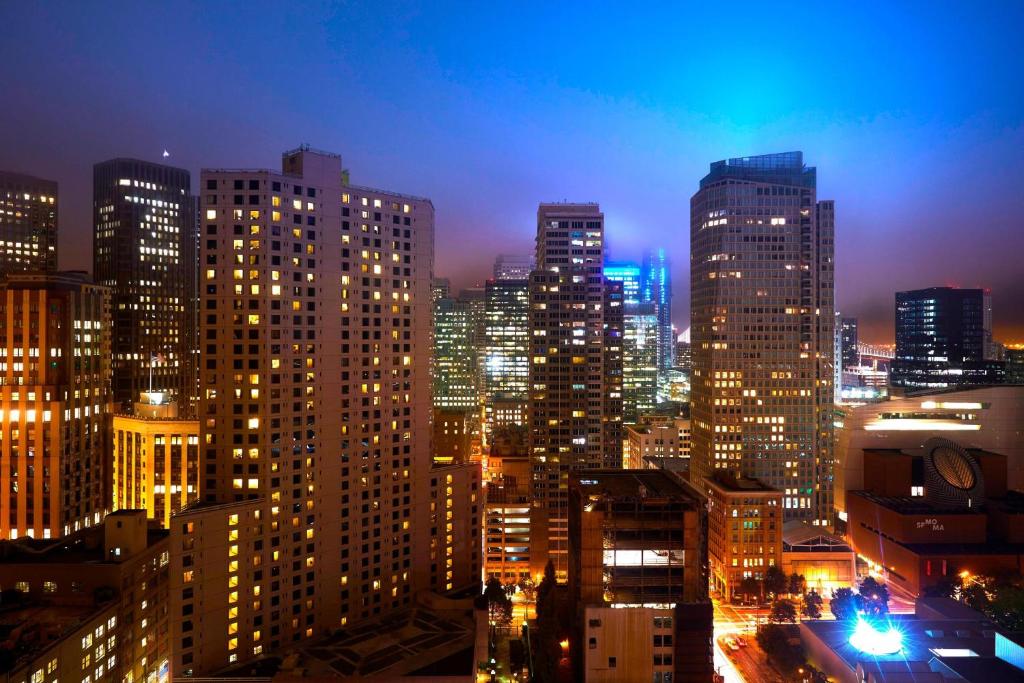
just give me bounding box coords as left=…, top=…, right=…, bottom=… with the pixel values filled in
left=642, top=248, right=673, bottom=373
left=604, top=262, right=642, bottom=304
left=606, top=261, right=659, bottom=421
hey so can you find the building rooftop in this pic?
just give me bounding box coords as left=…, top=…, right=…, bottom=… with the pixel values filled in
left=0, top=601, right=112, bottom=674
left=217, top=599, right=480, bottom=679
left=704, top=471, right=779, bottom=493
left=801, top=613, right=1002, bottom=674
left=641, top=455, right=690, bottom=473
left=571, top=469, right=703, bottom=503
left=0, top=523, right=168, bottom=565
left=782, top=520, right=853, bottom=553
left=850, top=491, right=984, bottom=516
left=700, top=151, right=817, bottom=189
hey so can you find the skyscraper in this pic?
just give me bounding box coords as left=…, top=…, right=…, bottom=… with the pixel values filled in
left=892, top=287, right=1005, bottom=388
left=0, top=272, right=111, bottom=539
left=433, top=295, right=479, bottom=409
left=642, top=247, right=673, bottom=373
left=483, top=275, right=530, bottom=407
left=529, top=202, right=622, bottom=577
left=171, top=147, right=478, bottom=675
left=605, top=262, right=658, bottom=422
left=493, top=253, right=535, bottom=280
left=621, top=301, right=659, bottom=422
left=839, top=316, right=859, bottom=370
left=0, top=171, right=58, bottom=276
left=604, top=262, right=642, bottom=304
left=93, top=159, right=197, bottom=416
left=690, top=152, right=835, bottom=524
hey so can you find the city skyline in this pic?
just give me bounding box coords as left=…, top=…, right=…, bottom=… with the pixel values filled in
left=3, top=3, right=1023, bottom=344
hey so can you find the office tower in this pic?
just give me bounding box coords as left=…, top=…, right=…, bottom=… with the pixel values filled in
left=112, top=391, right=199, bottom=528
left=433, top=295, right=478, bottom=409
left=483, top=275, right=530, bottom=415
left=675, top=337, right=692, bottom=373
left=93, top=159, right=197, bottom=416
left=840, top=316, right=859, bottom=370
left=892, top=287, right=1005, bottom=388
left=604, top=261, right=642, bottom=304
left=529, top=202, right=622, bottom=577
left=460, top=285, right=487, bottom=405
left=620, top=302, right=659, bottom=423
left=431, top=277, right=450, bottom=302
left=493, top=253, right=535, bottom=280
left=704, top=471, right=782, bottom=601
left=0, top=272, right=110, bottom=539
left=606, top=262, right=658, bottom=421
left=0, top=171, right=58, bottom=276
left=569, top=470, right=713, bottom=683
left=690, top=152, right=835, bottom=525
left=0, top=511, right=170, bottom=683
left=170, top=147, right=478, bottom=675
left=642, top=247, right=674, bottom=373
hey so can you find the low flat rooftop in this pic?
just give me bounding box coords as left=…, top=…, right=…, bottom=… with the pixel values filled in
left=704, top=472, right=778, bottom=493
left=802, top=614, right=999, bottom=671
left=218, top=601, right=478, bottom=679
left=850, top=491, right=983, bottom=516
left=0, top=527, right=168, bottom=565
left=0, top=602, right=111, bottom=674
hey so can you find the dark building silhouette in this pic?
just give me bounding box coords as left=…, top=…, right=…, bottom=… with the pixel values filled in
left=892, top=287, right=1004, bottom=389
left=93, top=159, right=197, bottom=416
left=0, top=171, right=58, bottom=276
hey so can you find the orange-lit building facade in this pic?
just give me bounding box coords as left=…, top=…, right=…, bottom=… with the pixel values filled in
left=704, top=471, right=783, bottom=601
left=112, top=393, right=199, bottom=528
left=0, top=272, right=110, bottom=540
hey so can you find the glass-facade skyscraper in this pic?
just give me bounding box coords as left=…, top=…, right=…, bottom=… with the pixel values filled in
left=690, top=152, right=835, bottom=525
left=483, top=276, right=530, bottom=405
left=892, top=287, right=1004, bottom=388
left=93, top=158, right=197, bottom=416
left=642, top=248, right=673, bottom=373
left=606, top=262, right=658, bottom=421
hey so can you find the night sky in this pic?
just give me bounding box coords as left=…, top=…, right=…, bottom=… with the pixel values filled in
left=2, top=1, right=1023, bottom=343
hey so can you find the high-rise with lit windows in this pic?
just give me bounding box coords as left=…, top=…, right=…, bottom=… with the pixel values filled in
left=642, top=247, right=674, bottom=374
left=690, top=152, right=835, bottom=524
left=892, top=287, right=1004, bottom=389
left=170, top=147, right=478, bottom=676
left=483, top=273, right=530, bottom=428
left=529, top=202, right=623, bottom=577
left=0, top=171, right=58, bottom=277
left=433, top=294, right=479, bottom=410
left=0, top=272, right=111, bottom=540
left=93, top=159, right=197, bottom=416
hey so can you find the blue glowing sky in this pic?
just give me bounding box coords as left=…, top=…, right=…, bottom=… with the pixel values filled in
left=2, top=1, right=1023, bottom=341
